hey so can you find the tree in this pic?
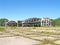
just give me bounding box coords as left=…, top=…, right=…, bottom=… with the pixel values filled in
left=51, top=19, right=56, bottom=26
left=55, top=18, right=60, bottom=26
left=0, top=18, right=8, bottom=26
left=51, top=18, right=60, bottom=26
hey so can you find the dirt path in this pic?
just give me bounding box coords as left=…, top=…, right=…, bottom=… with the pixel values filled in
left=0, top=36, right=39, bottom=45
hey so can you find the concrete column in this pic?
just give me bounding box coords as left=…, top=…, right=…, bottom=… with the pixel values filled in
left=5, top=20, right=8, bottom=27
left=16, top=21, right=18, bottom=27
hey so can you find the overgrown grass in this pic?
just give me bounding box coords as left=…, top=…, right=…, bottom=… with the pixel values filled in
left=0, top=27, right=6, bottom=32
left=41, top=38, right=54, bottom=44
left=10, top=26, right=17, bottom=29
left=33, top=39, right=55, bottom=45
left=34, top=44, right=60, bottom=45
left=0, top=27, right=60, bottom=45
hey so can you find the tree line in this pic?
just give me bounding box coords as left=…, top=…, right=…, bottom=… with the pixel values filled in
left=0, top=18, right=60, bottom=27
left=51, top=18, right=60, bottom=27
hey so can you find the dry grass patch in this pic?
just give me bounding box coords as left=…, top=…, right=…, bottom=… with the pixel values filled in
left=0, top=27, right=6, bottom=32
left=41, top=38, right=54, bottom=44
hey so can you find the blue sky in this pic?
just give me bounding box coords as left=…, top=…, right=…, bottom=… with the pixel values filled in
left=0, top=0, right=60, bottom=20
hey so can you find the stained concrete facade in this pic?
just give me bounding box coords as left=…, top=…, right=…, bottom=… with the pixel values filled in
left=41, top=18, right=51, bottom=26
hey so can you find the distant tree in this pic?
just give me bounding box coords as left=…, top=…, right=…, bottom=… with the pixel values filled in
left=51, top=18, right=60, bottom=26
left=0, top=18, right=8, bottom=26
left=51, top=19, right=56, bottom=26
left=55, top=18, right=60, bottom=26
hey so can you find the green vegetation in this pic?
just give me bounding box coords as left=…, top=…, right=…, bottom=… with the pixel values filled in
left=34, top=43, right=60, bottom=45
left=0, top=18, right=8, bottom=26
left=41, top=38, right=54, bottom=44
left=0, top=27, right=60, bottom=45
left=0, top=27, right=6, bottom=32
left=51, top=18, right=60, bottom=26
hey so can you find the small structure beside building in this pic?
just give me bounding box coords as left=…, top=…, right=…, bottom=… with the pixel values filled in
left=6, top=20, right=17, bottom=26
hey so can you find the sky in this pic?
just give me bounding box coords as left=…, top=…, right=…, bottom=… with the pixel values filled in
left=0, top=0, right=60, bottom=20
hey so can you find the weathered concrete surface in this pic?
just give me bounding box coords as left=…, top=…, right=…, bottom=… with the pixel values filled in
left=0, top=37, right=39, bottom=45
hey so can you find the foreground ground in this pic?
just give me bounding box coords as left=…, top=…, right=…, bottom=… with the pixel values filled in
left=0, top=27, right=60, bottom=45
left=0, top=36, right=39, bottom=45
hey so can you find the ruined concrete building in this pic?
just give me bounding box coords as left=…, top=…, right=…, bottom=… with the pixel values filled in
left=6, top=17, right=51, bottom=27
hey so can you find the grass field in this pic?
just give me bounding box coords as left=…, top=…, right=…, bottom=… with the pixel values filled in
left=0, top=27, right=60, bottom=45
